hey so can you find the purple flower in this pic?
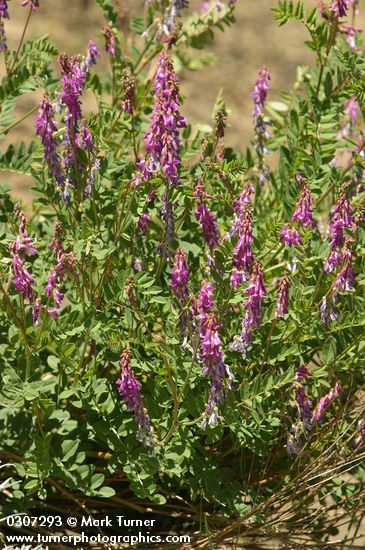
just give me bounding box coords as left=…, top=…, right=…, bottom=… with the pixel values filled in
left=164, top=0, right=189, bottom=34
left=121, top=72, right=136, bottom=115
left=279, top=224, right=303, bottom=247
left=199, top=1, right=210, bottom=13
left=274, top=274, right=290, bottom=319
left=197, top=282, right=233, bottom=428
left=339, top=24, right=362, bottom=51
left=10, top=209, right=38, bottom=303
left=296, top=385, right=313, bottom=431
left=230, top=183, right=255, bottom=237
left=84, top=158, right=100, bottom=198
left=116, top=349, right=156, bottom=451
left=194, top=180, right=219, bottom=250
left=0, top=0, right=9, bottom=18
left=47, top=307, right=59, bottom=319
left=330, top=0, right=349, bottom=17
left=280, top=175, right=315, bottom=246
left=354, top=419, right=365, bottom=448
left=251, top=67, right=271, bottom=185
left=137, top=212, right=150, bottom=236
left=171, top=248, right=189, bottom=302
left=22, top=0, right=40, bottom=9
left=59, top=54, right=86, bottom=146
left=287, top=423, right=304, bottom=456
left=251, top=67, right=270, bottom=118
left=0, top=21, right=7, bottom=52
left=32, top=299, right=41, bottom=326
left=195, top=202, right=219, bottom=250
left=295, top=364, right=312, bottom=383
left=230, top=184, right=255, bottom=288
left=45, top=222, right=77, bottom=318
left=59, top=45, right=98, bottom=143
left=197, top=281, right=215, bottom=315
left=325, top=192, right=355, bottom=273
left=344, top=97, right=359, bottom=128
left=333, top=245, right=355, bottom=293
left=287, top=365, right=313, bottom=455
left=231, top=261, right=267, bottom=355
left=291, top=174, right=315, bottom=229
left=231, top=209, right=253, bottom=283
left=103, top=23, right=116, bottom=57
left=320, top=295, right=337, bottom=326
left=201, top=314, right=233, bottom=429
left=320, top=235, right=356, bottom=326
left=35, top=96, right=64, bottom=187
left=311, top=382, right=343, bottom=424
left=11, top=253, right=36, bottom=302
left=78, top=120, right=94, bottom=151
left=139, top=51, right=186, bottom=186
left=84, top=40, right=100, bottom=72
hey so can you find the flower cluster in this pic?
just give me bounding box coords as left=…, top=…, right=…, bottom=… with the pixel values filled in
left=274, top=274, right=290, bottom=318
left=330, top=0, right=349, bottom=17
left=10, top=208, right=37, bottom=303
left=164, top=0, right=189, bottom=34
left=280, top=174, right=315, bottom=247
left=59, top=49, right=94, bottom=148
left=103, top=23, right=116, bottom=57
left=0, top=0, right=9, bottom=52
left=287, top=365, right=313, bottom=456
left=291, top=174, right=316, bottom=229
left=230, top=261, right=267, bottom=354
left=325, top=191, right=355, bottom=273
left=339, top=23, right=362, bottom=51
left=35, top=43, right=99, bottom=203
left=137, top=212, right=150, bottom=236
left=251, top=67, right=271, bottom=184
left=171, top=248, right=189, bottom=303
left=320, top=240, right=355, bottom=323
left=0, top=21, right=6, bottom=52
left=230, top=184, right=255, bottom=289
left=194, top=180, right=219, bottom=250
left=197, top=282, right=233, bottom=428
left=137, top=51, right=186, bottom=187
left=45, top=222, right=77, bottom=319
left=35, top=96, right=64, bottom=187
left=0, top=0, right=9, bottom=18
left=311, top=382, right=343, bottom=424
left=354, top=419, right=365, bottom=449
left=116, top=349, right=156, bottom=452
left=22, top=0, right=40, bottom=9
left=121, top=71, right=136, bottom=115
left=288, top=368, right=342, bottom=455
left=321, top=193, right=357, bottom=325
left=319, top=295, right=337, bottom=325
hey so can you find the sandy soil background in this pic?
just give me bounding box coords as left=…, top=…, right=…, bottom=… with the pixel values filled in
left=1, top=0, right=364, bottom=200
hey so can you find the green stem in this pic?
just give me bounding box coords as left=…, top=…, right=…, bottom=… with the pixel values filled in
left=162, top=358, right=179, bottom=444
left=2, top=105, right=38, bottom=135
left=19, top=295, right=31, bottom=380
left=263, top=319, right=276, bottom=364
left=134, top=45, right=163, bottom=77
left=111, top=57, right=116, bottom=107
left=315, top=19, right=337, bottom=97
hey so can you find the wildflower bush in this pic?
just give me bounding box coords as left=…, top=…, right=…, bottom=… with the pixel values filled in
left=1, top=0, right=365, bottom=547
